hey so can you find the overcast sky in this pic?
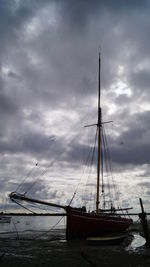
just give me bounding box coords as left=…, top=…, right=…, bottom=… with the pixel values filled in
left=1, top=0, right=150, bottom=213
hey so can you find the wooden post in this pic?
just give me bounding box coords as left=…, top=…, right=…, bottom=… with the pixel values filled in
left=139, top=198, right=150, bottom=246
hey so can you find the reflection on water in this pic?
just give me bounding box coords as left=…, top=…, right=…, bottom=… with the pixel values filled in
left=126, top=233, right=146, bottom=251
left=0, top=216, right=66, bottom=240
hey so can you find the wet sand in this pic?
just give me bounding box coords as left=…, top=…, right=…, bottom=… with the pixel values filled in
left=0, top=235, right=150, bottom=267
left=1, top=242, right=150, bottom=267
left=0, top=221, right=150, bottom=267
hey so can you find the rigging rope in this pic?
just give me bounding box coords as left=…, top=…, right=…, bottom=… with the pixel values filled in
left=16, top=163, right=39, bottom=193
left=34, top=215, right=65, bottom=240
left=11, top=215, right=65, bottom=241
left=101, top=127, right=111, bottom=205
left=82, top=128, right=98, bottom=209
left=15, top=111, right=93, bottom=195
left=103, top=126, right=118, bottom=203
left=18, top=124, right=91, bottom=196
left=70, top=128, right=98, bottom=208
left=11, top=199, right=36, bottom=214
left=11, top=217, right=19, bottom=240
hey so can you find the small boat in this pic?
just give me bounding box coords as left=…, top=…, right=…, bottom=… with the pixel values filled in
left=9, top=53, right=133, bottom=240
left=0, top=215, right=11, bottom=223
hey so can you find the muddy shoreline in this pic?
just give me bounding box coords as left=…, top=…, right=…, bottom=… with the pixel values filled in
left=1, top=238, right=150, bottom=267
left=0, top=221, right=150, bottom=267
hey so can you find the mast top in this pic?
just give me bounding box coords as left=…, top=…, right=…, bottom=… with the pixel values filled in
left=98, top=52, right=101, bottom=111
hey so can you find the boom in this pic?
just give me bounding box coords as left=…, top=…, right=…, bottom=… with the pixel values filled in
left=9, top=192, right=66, bottom=210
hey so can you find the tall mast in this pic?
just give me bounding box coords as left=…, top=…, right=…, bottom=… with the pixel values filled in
left=96, top=52, right=102, bottom=212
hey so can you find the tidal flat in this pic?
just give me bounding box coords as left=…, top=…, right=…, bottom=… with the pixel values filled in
left=0, top=217, right=150, bottom=267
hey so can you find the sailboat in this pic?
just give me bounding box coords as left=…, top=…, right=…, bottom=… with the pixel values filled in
left=9, top=54, right=133, bottom=240
left=0, top=214, right=11, bottom=223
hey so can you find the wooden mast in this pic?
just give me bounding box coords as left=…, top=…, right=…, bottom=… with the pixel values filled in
left=96, top=53, right=102, bottom=212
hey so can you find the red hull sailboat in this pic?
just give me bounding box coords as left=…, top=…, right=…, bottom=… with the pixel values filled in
left=66, top=207, right=132, bottom=240
left=10, top=54, right=133, bottom=240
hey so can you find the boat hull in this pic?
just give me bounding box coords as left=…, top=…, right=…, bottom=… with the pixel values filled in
left=66, top=207, right=133, bottom=240
left=87, top=233, right=129, bottom=245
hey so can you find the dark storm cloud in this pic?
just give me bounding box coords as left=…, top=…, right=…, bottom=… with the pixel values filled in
left=7, top=70, right=23, bottom=82
left=0, top=131, right=54, bottom=154
left=0, top=92, right=17, bottom=114
left=113, top=143, right=150, bottom=165
left=130, top=69, right=150, bottom=91
left=0, top=0, right=33, bottom=56
left=0, top=0, right=49, bottom=37
left=1, top=0, right=150, bottom=211
left=106, top=111, right=150, bottom=166
left=59, top=0, right=147, bottom=27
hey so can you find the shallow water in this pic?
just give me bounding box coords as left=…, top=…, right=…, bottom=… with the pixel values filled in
left=0, top=215, right=65, bottom=233
left=127, top=234, right=146, bottom=250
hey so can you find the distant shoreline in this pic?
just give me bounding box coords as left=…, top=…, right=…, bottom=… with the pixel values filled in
left=1, top=213, right=66, bottom=216
left=2, top=212, right=150, bottom=216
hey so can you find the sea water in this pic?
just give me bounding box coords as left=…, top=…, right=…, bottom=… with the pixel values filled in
left=0, top=216, right=66, bottom=239
left=0, top=216, right=147, bottom=245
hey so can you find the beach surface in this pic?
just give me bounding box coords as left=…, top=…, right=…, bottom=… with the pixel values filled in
left=0, top=231, right=150, bottom=267
left=0, top=217, right=150, bottom=266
